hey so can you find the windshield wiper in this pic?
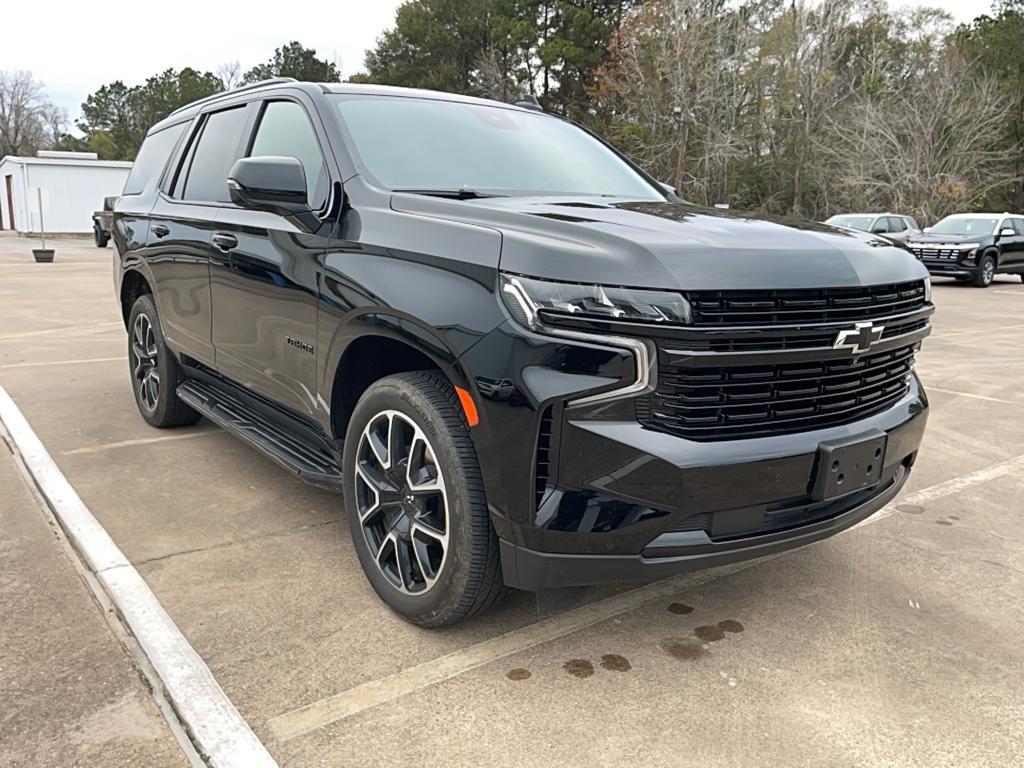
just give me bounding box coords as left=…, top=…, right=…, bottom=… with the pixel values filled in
left=392, top=187, right=504, bottom=200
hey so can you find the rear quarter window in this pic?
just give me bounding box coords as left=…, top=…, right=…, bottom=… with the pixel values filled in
left=122, top=122, right=187, bottom=196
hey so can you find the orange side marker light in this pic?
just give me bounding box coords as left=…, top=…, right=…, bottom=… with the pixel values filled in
left=455, top=386, right=479, bottom=427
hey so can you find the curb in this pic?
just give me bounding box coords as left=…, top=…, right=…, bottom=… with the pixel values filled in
left=0, top=385, right=277, bottom=768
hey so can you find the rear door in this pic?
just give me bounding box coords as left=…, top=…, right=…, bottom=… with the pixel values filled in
left=210, top=95, right=335, bottom=421
left=884, top=216, right=909, bottom=242
left=146, top=105, right=251, bottom=367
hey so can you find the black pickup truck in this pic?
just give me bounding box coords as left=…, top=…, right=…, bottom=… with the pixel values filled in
left=111, top=79, right=932, bottom=626
left=91, top=196, right=118, bottom=247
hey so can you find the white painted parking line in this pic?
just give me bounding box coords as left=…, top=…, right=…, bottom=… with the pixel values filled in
left=926, top=386, right=1016, bottom=405
left=63, top=431, right=214, bottom=455
left=268, top=450, right=1024, bottom=740
left=0, top=385, right=277, bottom=768
left=0, top=321, right=121, bottom=341
left=853, top=453, right=1024, bottom=530
left=1, top=356, right=127, bottom=369
left=266, top=555, right=781, bottom=741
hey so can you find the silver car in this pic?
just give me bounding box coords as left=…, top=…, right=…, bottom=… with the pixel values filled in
left=824, top=213, right=922, bottom=243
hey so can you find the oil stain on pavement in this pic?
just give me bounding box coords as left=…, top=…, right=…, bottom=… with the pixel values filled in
left=660, top=638, right=708, bottom=661
left=599, top=654, right=632, bottom=672
left=668, top=602, right=694, bottom=615
left=506, top=668, right=532, bottom=681
left=564, top=659, right=595, bottom=678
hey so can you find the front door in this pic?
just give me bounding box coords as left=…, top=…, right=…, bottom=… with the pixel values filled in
left=210, top=97, right=334, bottom=421
left=1003, top=217, right=1024, bottom=269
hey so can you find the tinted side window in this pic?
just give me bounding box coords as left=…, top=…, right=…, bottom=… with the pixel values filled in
left=182, top=107, right=248, bottom=203
left=905, top=217, right=920, bottom=231
left=871, top=218, right=889, bottom=233
left=123, top=123, right=186, bottom=196
left=248, top=101, right=328, bottom=210
left=1012, top=218, right=1024, bottom=235
left=887, top=217, right=906, bottom=232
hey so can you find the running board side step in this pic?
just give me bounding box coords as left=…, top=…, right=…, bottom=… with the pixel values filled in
left=177, top=379, right=344, bottom=491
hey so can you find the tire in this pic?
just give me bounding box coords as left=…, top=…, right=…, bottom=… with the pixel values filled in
left=127, top=294, right=200, bottom=428
left=94, top=222, right=109, bottom=248
left=972, top=253, right=996, bottom=287
left=342, top=371, right=506, bottom=627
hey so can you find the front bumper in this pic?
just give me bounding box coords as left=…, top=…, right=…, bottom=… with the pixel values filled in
left=494, top=370, right=927, bottom=591
left=501, top=463, right=908, bottom=591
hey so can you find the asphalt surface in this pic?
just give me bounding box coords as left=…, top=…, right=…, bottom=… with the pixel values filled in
left=1, top=232, right=1022, bottom=767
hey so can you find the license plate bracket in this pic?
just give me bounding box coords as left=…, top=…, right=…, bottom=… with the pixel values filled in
left=812, top=430, right=887, bottom=501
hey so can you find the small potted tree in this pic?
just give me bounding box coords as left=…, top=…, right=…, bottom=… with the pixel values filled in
left=32, top=188, right=54, bottom=263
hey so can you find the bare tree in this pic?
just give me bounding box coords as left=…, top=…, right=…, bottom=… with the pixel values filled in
left=0, top=70, right=63, bottom=157
left=823, top=52, right=1019, bottom=222
left=216, top=60, right=243, bottom=90
left=473, top=49, right=518, bottom=103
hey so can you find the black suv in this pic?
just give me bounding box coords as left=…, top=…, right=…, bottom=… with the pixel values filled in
left=906, top=213, right=1024, bottom=287
left=113, top=79, right=932, bottom=626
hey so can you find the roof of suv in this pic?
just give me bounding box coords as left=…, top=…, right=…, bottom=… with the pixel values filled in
left=941, top=212, right=1013, bottom=218
left=153, top=79, right=538, bottom=133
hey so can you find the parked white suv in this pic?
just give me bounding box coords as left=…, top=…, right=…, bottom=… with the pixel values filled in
left=824, top=213, right=921, bottom=243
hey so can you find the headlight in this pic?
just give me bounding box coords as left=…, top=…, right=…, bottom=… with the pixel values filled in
left=924, top=277, right=932, bottom=303
left=501, top=274, right=691, bottom=330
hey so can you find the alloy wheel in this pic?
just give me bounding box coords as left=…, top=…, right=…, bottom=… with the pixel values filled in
left=354, top=410, right=449, bottom=595
left=131, top=313, right=160, bottom=410
left=983, top=259, right=995, bottom=285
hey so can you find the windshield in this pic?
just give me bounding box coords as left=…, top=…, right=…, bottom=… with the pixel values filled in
left=929, top=217, right=998, bottom=236
left=330, top=94, right=664, bottom=200
left=826, top=215, right=874, bottom=231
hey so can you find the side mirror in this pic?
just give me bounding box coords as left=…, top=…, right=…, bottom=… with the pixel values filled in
left=999, top=227, right=1016, bottom=237
left=658, top=181, right=677, bottom=195
left=228, top=156, right=310, bottom=218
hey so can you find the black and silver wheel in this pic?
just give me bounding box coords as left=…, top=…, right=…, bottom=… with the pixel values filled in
left=343, top=371, right=506, bottom=627
left=354, top=410, right=450, bottom=595
left=132, top=313, right=160, bottom=411
left=973, top=254, right=995, bottom=287
left=127, top=294, right=200, bottom=428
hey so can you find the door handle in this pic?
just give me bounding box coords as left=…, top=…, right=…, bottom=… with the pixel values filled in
left=151, top=224, right=170, bottom=238
left=212, top=233, right=238, bottom=252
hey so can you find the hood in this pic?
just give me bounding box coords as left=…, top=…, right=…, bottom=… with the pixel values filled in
left=390, top=195, right=928, bottom=290
left=907, top=232, right=990, bottom=245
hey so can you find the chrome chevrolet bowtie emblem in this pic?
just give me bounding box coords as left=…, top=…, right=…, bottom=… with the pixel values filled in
left=833, top=321, right=884, bottom=354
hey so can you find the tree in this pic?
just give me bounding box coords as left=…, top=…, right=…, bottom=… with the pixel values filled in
left=77, top=68, right=221, bottom=160
left=952, top=0, right=1024, bottom=210
left=354, top=0, right=637, bottom=121
left=357, top=0, right=497, bottom=93
left=217, top=60, right=243, bottom=90
left=243, top=42, right=340, bottom=84
left=0, top=70, right=66, bottom=157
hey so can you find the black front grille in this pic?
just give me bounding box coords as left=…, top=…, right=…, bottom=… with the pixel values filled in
left=909, top=246, right=962, bottom=261
left=638, top=344, right=917, bottom=441
left=699, top=316, right=928, bottom=353
left=686, top=281, right=927, bottom=326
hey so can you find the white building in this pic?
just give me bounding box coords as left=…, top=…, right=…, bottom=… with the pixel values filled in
left=0, top=151, right=132, bottom=235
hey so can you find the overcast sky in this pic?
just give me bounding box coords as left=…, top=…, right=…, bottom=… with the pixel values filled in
left=1, top=0, right=999, bottom=125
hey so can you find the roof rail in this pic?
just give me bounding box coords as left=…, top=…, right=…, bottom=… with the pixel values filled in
left=169, top=77, right=298, bottom=116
